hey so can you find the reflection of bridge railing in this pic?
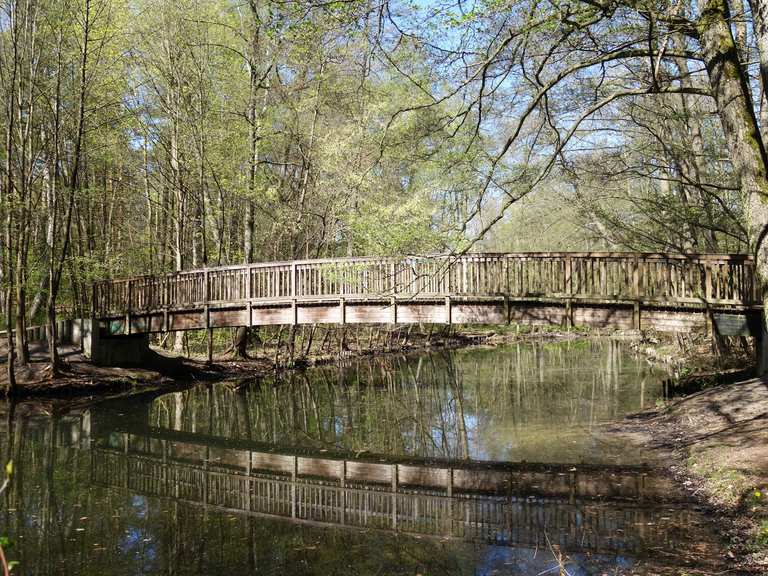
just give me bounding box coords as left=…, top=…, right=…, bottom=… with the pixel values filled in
left=91, top=446, right=697, bottom=556
left=89, top=253, right=760, bottom=335
left=96, top=425, right=678, bottom=502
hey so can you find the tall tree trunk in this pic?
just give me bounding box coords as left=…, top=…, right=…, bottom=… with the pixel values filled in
left=171, top=111, right=185, bottom=353
left=47, top=0, right=91, bottom=375
left=2, top=0, right=21, bottom=394
left=698, top=0, right=768, bottom=370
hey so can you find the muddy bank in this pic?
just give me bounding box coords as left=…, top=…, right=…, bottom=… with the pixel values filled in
left=1, top=326, right=501, bottom=399
left=610, top=377, right=768, bottom=573
left=0, top=324, right=690, bottom=400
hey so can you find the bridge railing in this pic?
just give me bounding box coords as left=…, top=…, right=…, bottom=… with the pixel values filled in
left=91, top=253, right=758, bottom=316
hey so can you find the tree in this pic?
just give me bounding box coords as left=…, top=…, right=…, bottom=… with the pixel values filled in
left=376, top=0, right=768, bottom=365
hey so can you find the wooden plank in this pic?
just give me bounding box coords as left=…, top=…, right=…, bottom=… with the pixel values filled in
left=452, top=303, right=506, bottom=324
left=395, top=303, right=445, bottom=323
left=346, top=461, right=393, bottom=484
left=397, top=465, right=449, bottom=488
left=251, top=452, right=295, bottom=474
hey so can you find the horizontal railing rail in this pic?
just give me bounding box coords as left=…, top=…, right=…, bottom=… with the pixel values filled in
left=91, top=252, right=759, bottom=317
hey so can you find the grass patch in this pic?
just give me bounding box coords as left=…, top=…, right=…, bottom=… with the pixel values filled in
left=687, top=451, right=768, bottom=555
left=753, top=520, right=768, bottom=550
left=686, top=449, right=751, bottom=508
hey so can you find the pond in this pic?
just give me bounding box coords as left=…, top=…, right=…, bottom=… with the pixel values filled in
left=0, top=340, right=724, bottom=574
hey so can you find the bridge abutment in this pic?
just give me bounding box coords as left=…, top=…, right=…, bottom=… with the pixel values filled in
left=81, top=319, right=151, bottom=366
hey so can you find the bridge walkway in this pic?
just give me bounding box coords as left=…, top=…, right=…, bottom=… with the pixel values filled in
left=88, top=252, right=760, bottom=337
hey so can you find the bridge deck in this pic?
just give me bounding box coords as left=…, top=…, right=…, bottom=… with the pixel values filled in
left=91, top=252, right=761, bottom=335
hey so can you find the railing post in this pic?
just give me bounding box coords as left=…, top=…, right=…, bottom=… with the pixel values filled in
left=291, top=262, right=297, bottom=298
left=203, top=269, right=210, bottom=330
left=246, top=265, right=253, bottom=327
left=632, top=255, right=641, bottom=330
left=705, top=261, right=714, bottom=336
left=391, top=463, right=398, bottom=530
left=291, top=455, right=297, bottom=519
left=90, top=283, right=97, bottom=318
left=633, top=256, right=640, bottom=298
left=340, top=460, right=347, bottom=525
left=163, top=276, right=170, bottom=332
left=125, top=280, right=132, bottom=335
left=503, top=256, right=510, bottom=295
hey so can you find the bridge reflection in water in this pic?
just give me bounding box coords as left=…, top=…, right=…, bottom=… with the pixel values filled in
left=90, top=432, right=703, bottom=559
left=1, top=344, right=722, bottom=574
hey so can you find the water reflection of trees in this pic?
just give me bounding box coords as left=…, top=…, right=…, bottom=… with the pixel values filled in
left=147, top=341, right=662, bottom=461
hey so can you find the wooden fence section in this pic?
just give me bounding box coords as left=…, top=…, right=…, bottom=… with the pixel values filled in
left=90, top=253, right=761, bottom=335
left=90, top=447, right=699, bottom=556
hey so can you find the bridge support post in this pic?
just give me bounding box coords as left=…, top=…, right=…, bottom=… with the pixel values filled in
left=390, top=297, right=397, bottom=324
left=444, top=296, right=451, bottom=325
left=564, top=300, right=573, bottom=329
left=633, top=301, right=641, bottom=330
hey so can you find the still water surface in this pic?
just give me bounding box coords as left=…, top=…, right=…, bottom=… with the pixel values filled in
left=0, top=340, right=724, bottom=574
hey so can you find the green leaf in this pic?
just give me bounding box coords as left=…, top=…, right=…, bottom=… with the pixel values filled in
left=4, top=460, right=12, bottom=478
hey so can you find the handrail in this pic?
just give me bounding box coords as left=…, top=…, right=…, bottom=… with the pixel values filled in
left=94, top=252, right=755, bottom=282
left=91, top=252, right=760, bottom=317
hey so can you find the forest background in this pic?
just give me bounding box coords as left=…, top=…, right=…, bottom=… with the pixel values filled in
left=1, top=0, right=765, bottom=385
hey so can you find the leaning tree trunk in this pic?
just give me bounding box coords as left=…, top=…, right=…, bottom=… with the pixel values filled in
left=698, top=0, right=768, bottom=371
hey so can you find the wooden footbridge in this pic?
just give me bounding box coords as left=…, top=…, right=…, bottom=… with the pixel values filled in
left=91, top=252, right=760, bottom=337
